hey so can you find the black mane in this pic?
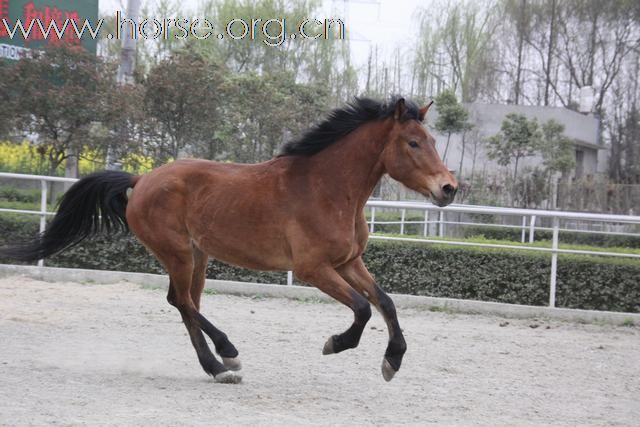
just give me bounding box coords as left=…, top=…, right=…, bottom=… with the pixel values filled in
left=279, top=96, right=421, bottom=157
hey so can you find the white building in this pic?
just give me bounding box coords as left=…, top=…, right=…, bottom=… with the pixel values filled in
left=378, top=103, right=605, bottom=202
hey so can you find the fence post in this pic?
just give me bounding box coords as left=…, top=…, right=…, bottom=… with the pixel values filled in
left=438, top=211, right=444, bottom=237
left=287, top=271, right=293, bottom=286
left=521, top=215, right=527, bottom=243
left=549, top=217, right=559, bottom=307
left=370, top=207, right=376, bottom=233
left=529, top=215, right=536, bottom=243
left=38, top=179, right=47, bottom=267
left=423, top=210, right=429, bottom=237
left=400, top=209, right=406, bottom=235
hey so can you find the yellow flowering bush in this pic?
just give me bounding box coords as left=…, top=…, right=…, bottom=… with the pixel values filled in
left=0, top=141, right=154, bottom=176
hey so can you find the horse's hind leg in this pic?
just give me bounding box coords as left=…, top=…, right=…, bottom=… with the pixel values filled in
left=295, top=265, right=371, bottom=355
left=337, top=257, right=406, bottom=382
left=163, top=248, right=241, bottom=383
left=190, top=246, right=241, bottom=371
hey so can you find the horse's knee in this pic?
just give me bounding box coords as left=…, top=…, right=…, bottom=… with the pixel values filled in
left=353, top=294, right=371, bottom=324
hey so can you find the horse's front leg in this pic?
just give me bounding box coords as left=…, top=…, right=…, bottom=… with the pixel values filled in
left=337, top=257, right=407, bottom=382
left=295, top=265, right=372, bottom=355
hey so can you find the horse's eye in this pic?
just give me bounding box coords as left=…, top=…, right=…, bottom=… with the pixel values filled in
left=408, top=140, right=419, bottom=148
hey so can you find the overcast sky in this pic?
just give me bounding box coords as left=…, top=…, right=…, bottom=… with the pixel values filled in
left=100, top=0, right=427, bottom=66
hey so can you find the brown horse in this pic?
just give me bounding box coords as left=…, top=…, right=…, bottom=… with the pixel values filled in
left=3, top=96, right=457, bottom=383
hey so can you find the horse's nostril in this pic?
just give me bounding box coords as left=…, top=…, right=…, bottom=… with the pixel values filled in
left=442, top=184, right=456, bottom=197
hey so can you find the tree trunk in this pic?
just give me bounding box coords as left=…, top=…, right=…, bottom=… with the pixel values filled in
left=543, top=0, right=557, bottom=106
left=64, top=149, right=79, bottom=191
left=443, top=133, right=452, bottom=162
left=514, top=0, right=527, bottom=105
left=458, top=130, right=467, bottom=179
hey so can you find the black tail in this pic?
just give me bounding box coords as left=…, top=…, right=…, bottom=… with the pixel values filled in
left=0, top=170, right=136, bottom=262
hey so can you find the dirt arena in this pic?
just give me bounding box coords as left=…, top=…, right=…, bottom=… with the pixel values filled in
left=0, top=276, right=638, bottom=426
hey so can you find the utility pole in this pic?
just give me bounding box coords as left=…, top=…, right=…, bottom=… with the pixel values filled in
left=106, top=0, right=141, bottom=170
left=117, top=0, right=141, bottom=85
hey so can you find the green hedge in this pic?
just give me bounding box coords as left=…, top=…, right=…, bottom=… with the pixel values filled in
left=1, top=214, right=638, bottom=313
left=363, top=241, right=639, bottom=312
left=0, top=214, right=289, bottom=285
left=367, top=212, right=426, bottom=235
left=0, top=186, right=40, bottom=204
left=366, top=212, right=640, bottom=248
left=463, top=225, right=640, bottom=248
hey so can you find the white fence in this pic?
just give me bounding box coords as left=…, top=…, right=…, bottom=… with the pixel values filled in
left=1, top=172, right=640, bottom=308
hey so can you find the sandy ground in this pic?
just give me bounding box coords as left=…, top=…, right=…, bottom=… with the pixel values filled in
left=0, top=276, right=639, bottom=426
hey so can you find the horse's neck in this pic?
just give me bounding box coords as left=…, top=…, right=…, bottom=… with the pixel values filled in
left=306, top=123, right=388, bottom=210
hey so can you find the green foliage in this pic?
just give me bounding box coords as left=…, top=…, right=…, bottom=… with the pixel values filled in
left=541, top=119, right=576, bottom=175
left=142, top=52, right=224, bottom=164
left=0, top=188, right=38, bottom=205
left=366, top=212, right=427, bottom=235
left=434, top=90, right=471, bottom=134
left=0, top=46, right=147, bottom=176
left=217, top=72, right=329, bottom=162
left=463, top=225, right=640, bottom=249
left=486, top=113, right=542, bottom=179
left=433, top=89, right=472, bottom=162
left=1, top=215, right=637, bottom=312
left=363, top=239, right=639, bottom=312
left=0, top=45, right=116, bottom=174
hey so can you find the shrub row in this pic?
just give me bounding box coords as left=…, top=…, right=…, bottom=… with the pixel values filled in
left=1, top=214, right=638, bottom=313
left=0, top=186, right=41, bottom=204
left=366, top=211, right=640, bottom=248
left=463, top=225, right=640, bottom=248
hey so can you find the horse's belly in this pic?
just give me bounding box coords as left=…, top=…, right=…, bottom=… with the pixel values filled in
left=193, top=224, right=292, bottom=272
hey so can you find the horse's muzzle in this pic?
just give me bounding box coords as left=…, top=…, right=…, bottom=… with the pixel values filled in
left=432, top=184, right=457, bottom=207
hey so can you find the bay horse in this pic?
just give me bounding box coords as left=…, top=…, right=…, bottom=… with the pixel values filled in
left=2, top=96, right=457, bottom=383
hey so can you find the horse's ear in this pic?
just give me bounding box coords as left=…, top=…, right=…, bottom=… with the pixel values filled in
left=418, top=100, right=434, bottom=122
left=394, top=98, right=406, bottom=120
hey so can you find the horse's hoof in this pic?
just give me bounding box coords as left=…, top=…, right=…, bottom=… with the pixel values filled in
left=222, top=356, right=242, bottom=371
left=322, top=336, right=335, bottom=355
left=214, top=370, right=243, bottom=384
left=381, top=358, right=397, bottom=382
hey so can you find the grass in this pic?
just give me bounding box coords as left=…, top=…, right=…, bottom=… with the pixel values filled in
left=0, top=200, right=41, bottom=211
left=370, top=232, right=640, bottom=267
left=371, top=232, right=640, bottom=255
left=621, top=319, right=635, bottom=327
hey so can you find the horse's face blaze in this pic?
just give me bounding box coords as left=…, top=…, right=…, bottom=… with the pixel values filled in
left=383, top=117, right=458, bottom=207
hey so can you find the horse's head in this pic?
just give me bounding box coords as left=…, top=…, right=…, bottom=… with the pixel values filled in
left=381, top=98, right=458, bottom=207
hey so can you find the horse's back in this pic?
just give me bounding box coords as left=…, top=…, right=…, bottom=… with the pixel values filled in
left=126, top=158, right=297, bottom=270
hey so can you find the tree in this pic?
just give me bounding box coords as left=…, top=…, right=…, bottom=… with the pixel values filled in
left=434, top=89, right=471, bottom=164
left=539, top=119, right=575, bottom=208
left=436, top=1, right=500, bottom=102
left=540, top=119, right=575, bottom=176
left=218, top=72, right=329, bottom=163
left=0, top=45, right=114, bottom=176
left=486, top=113, right=541, bottom=180
left=500, top=0, right=534, bottom=104
left=547, top=0, right=638, bottom=113
left=142, top=52, right=225, bottom=163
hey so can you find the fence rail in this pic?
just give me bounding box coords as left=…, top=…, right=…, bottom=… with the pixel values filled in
left=1, top=172, right=639, bottom=308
